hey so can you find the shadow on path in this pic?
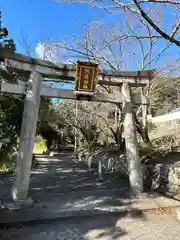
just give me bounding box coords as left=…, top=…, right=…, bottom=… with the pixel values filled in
left=0, top=212, right=148, bottom=240
left=0, top=152, right=129, bottom=202
left=28, top=152, right=129, bottom=200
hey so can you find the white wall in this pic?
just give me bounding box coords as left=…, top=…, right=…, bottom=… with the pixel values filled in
left=147, top=111, right=180, bottom=124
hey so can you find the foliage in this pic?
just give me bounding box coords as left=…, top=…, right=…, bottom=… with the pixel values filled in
left=0, top=11, right=57, bottom=160
left=0, top=10, right=16, bottom=51
left=0, top=11, right=21, bottom=164
left=0, top=95, right=24, bottom=140
left=0, top=163, right=12, bottom=173
left=34, top=135, right=47, bottom=154
left=149, top=77, right=180, bottom=116
left=0, top=11, right=20, bottom=141
left=52, top=99, right=125, bottom=154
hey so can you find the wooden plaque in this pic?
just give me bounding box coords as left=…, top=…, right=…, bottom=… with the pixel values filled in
left=74, top=60, right=99, bottom=96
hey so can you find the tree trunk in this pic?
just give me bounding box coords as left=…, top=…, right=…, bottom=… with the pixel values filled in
left=134, top=113, right=153, bottom=148
left=137, top=88, right=152, bottom=148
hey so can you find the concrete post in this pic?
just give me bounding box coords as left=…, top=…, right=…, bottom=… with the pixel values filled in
left=122, top=83, right=143, bottom=194
left=74, top=100, right=78, bottom=154
left=11, top=72, right=41, bottom=201
left=98, top=160, right=103, bottom=180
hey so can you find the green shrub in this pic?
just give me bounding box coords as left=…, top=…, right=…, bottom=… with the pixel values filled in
left=0, top=163, right=12, bottom=173
left=33, top=136, right=47, bottom=153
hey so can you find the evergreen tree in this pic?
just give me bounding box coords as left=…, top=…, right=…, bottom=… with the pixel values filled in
left=0, top=10, right=16, bottom=51
left=0, top=11, right=21, bottom=162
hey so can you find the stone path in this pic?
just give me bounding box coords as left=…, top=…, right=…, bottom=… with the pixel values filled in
left=29, top=152, right=128, bottom=199
left=1, top=152, right=180, bottom=239
left=0, top=152, right=131, bottom=223
left=0, top=152, right=128, bottom=200
left=1, top=213, right=180, bottom=239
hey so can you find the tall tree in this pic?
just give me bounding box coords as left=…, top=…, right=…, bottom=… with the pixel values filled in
left=0, top=10, right=16, bottom=51
left=0, top=10, right=20, bottom=162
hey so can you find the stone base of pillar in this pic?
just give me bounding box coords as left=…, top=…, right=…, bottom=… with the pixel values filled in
left=1, top=197, right=34, bottom=210
left=130, top=188, right=145, bottom=197
left=49, top=151, right=55, bottom=157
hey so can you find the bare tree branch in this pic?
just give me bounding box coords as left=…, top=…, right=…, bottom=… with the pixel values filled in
left=55, top=0, right=180, bottom=47
left=139, top=0, right=180, bottom=5
left=132, top=0, right=180, bottom=46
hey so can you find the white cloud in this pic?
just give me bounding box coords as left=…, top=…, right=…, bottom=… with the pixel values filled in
left=35, top=42, right=76, bottom=64
left=35, top=42, right=57, bottom=62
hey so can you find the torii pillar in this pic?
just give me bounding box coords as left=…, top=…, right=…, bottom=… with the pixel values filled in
left=122, top=83, right=143, bottom=195
left=11, top=72, right=41, bottom=201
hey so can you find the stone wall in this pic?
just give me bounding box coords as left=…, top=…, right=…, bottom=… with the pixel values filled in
left=144, top=160, right=180, bottom=200
left=79, top=149, right=180, bottom=200
left=117, top=152, right=180, bottom=201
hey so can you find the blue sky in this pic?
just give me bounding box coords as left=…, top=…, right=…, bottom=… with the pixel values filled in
left=1, top=0, right=179, bottom=72
left=1, top=0, right=108, bottom=55
left=1, top=0, right=107, bottom=94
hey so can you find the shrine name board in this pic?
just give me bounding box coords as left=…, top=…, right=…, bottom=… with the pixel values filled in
left=75, top=61, right=99, bottom=95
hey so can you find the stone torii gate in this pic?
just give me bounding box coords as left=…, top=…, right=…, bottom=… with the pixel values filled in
left=0, top=47, right=154, bottom=203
